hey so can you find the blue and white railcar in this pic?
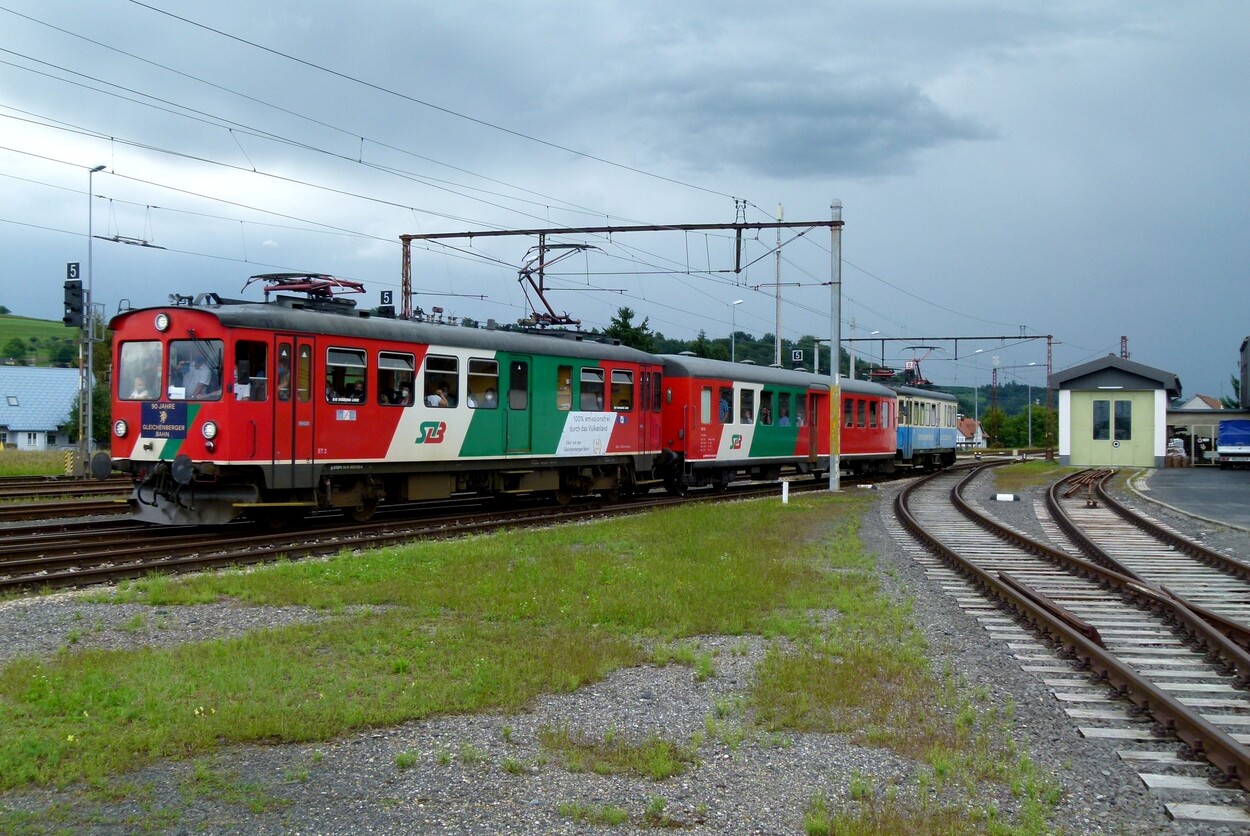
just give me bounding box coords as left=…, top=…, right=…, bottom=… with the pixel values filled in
left=892, top=385, right=958, bottom=469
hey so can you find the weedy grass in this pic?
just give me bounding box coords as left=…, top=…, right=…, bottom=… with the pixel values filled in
left=538, top=723, right=697, bottom=781
left=0, top=493, right=855, bottom=791
left=0, top=449, right=67, bottom=477
left=992, top=460, right=1072, bottom=494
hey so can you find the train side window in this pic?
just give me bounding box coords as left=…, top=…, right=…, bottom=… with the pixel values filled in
left=423, top=355, right=459, bottom=407
left=378, top=352, right=415, bottom=406
left=857, top=399, right=867, bottom=428
left=579, top=368, right=605, bottom=410
left=718, top=386, right=733, bottom=423
left=167, top=339, right=223, bottom=401
left=795, top=397, right=807, bottom=427
left=869, top=401, right=878, bottom=428
left=326, top=347, right=367, bottom=403
left=118, top=340, right=162, bottom=401
left=233, top=340, right=268, bottom=402
left=611, top=370, right=633, bottom=410
left=777, top=392, right=791, bottom=425
left=651, top=372, right=663, bottom=412
left=843, top=396, right=854, bottom=428
left=759, top=390, right=773, bottom=425
left=701, top=386, right=713, bottom=424
left=882, top=401, right=891, bottom=429
left=739, top=389, right=754, bottom=424
left=899, top=400, right=910, bottom=425
left=508, top=360, right=528, bottom=410
left=556, top=365, right=572, bottom=411
left=467, top=358, right=499, bottom=408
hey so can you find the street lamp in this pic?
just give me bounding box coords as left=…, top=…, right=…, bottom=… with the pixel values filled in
left=730, top=299, right=743, bottom=362
left=84, top=164, right=105, bottom=467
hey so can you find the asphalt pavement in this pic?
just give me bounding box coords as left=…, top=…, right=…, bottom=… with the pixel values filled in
left=1134, top=466, right=1250, bottom=531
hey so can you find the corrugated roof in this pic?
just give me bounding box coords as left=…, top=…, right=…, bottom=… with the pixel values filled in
left=0, top=366, right=84, bottom=432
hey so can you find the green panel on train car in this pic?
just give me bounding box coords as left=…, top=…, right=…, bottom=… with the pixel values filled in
left=745, top=386, right=804, bottom=458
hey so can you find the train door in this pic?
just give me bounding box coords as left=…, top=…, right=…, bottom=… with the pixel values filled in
left=642, top=370, right=661, bottom=452
left=272, top=336, right=316, bottom=488
left=808, top=392, right=820, bottom=461
left=505, top=357, right=531, bottom=453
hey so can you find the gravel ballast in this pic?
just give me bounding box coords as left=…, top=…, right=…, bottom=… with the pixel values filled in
left=1, top=475, right=1245, bottom=834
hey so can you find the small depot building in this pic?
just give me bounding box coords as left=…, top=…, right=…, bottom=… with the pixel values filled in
left=1052, top=355, right=1180, bottom=468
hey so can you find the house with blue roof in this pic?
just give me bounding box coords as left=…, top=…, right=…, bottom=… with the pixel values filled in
left=0, top=365, right=83, bottom=451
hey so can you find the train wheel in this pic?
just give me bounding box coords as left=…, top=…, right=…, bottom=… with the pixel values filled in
left=254, top=508, right=304, bottom=530
left=664, top=477, right=687, bottom=497
left=347, top=497, right=379, bottom=523
left=554, top=490, right=573, bottom=506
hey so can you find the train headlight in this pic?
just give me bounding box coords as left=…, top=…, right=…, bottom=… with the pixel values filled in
left=113, top=419, right=128, bottom=438
left=201, top=421, right=218, bottom=440
left=154, top=312, right=170, bottom=332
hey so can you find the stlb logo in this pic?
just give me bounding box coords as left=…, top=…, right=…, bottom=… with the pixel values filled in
left=415, top=421, right=446, bottom=444
left=730, top=434, right=743, bottom=450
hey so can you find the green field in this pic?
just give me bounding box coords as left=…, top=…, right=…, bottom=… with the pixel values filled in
left=0, top=313, right=78, bottom=366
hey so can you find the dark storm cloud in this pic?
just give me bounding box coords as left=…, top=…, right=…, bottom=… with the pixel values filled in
left=635, top=77, right=992, bottom=179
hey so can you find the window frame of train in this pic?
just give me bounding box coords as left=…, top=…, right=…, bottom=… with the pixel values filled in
left=378, top=351, right=415, bottom=407
left=424, top=354, right=460, bottom=407
left=739, top=388, right=754, bottom=424
left=325, top=347, right=367, bottom=403
left=168, top=338, right=224, bottom=401
left=579, top=367, right=605, bottom=411
left=117, top=340, right=163, bottom=401
left=610, top=369, right=634, bottom=411
left=468, top=358, right=499, bottom=409
left=233, top=340, right=269, bottom=402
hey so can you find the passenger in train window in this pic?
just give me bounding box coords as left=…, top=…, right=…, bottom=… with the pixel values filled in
left=129, top=376, right=152, bottom=399
left=234, top=371, right=251, bottom=401
left=778, top=408, right=790, bottom=426
left=759, top=404, right=772, bottom=425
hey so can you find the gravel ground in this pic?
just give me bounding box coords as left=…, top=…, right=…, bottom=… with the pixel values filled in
left=1, top=473, right=1248, bottom=834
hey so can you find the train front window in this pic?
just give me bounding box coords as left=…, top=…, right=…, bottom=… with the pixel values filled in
left=118, top=341, right=162, bottom=401
left=167, top=339, right=223, bottom=401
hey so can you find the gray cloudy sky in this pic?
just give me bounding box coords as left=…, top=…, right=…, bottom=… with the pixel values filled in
left=2, top=1, right=1247, bottom=398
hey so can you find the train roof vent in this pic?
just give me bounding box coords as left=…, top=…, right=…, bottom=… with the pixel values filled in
left=678, top=351, right=696, bottom=356
left=740, top=359, right=756, bottom=365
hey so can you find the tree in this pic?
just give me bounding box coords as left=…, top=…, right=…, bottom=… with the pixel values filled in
left=981, top=406, right=1006, bottom=448
left=603, top=307, right=655, bottom=352
left=64, top=382, right=112, bottom=446
left=3, top=337, right=26, bottom=361
left=1222, top=374, right=1242, bottom=409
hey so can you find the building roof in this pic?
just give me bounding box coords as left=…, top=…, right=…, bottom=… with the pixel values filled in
left=0, top=365, right=82, bottom=432
left=956, top=417, right=982, bottom=439
left=1177, top=394, right=1224, bottom=410
left=1050, top=355, right=1181, bottom=398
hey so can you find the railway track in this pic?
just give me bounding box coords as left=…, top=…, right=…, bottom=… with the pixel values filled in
left=892, top=464, right=1250, bottom=828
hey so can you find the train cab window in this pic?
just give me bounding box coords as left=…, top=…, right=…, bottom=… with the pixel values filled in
left=378, top=352, right=415, bottom=406
left=467, top=358, right=499, bottom=408
left=579, top=368, right=605, bottom=410
left=556, top=365, right=572, bottom=411
left=611, top=370, right=634, bottom=410
left=739, top=389, right=754, bottom=424
left=167, top=339, right=223, bottom=401
left=718, top=387, right=733, bottom=423
left=423, top=355, right=459, bottom=407
left=777, top=392, right=792, bottom=426
left=233, top=341, right=268, bottom=402
left=326, top=348, right=367, bottom=403
left=759, top=390, right=773, bottom=425
left=843, top=397, right=854, bottom=428
left=118, top=340, right=162, bottom=401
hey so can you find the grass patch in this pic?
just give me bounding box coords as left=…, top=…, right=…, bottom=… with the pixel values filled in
left=0, top=494, right=858, bottom=791
left=992, top=460, right=1071, bottom=494
left=0, top=450, right=68, bottom=477
left=538, top=724, right=697, bottom=780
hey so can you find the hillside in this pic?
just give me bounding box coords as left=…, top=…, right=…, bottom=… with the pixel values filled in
left=0, top=313, right=78, bottom=366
